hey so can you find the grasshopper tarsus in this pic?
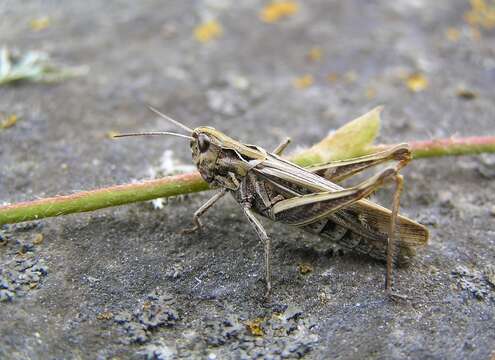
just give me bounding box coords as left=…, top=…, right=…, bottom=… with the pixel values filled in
left=180, top=215, right=203, bottom=234
left=386, top=289, right=410, bottom=303
left=180, top=224, right=201, bottom=235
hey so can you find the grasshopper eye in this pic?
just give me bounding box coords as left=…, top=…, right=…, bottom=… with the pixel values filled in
left=198, top=134, right=210, bottom=153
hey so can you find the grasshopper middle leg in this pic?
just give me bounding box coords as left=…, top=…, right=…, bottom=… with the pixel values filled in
left=242, top=204, right=272, bottom=298
left=238, top=174, right=274, bottom=297
left=182, top=189, right=227, bottom=234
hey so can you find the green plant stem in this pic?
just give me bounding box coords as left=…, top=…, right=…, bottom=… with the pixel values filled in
left=407, top=136, right=495, bottom=158
left=0, top=173, right=208, bottom=226
left=1, top=135, right=494, bottom=227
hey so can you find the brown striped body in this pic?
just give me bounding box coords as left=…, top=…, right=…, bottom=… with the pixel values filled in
left=230, top=152, right=427, bottom=264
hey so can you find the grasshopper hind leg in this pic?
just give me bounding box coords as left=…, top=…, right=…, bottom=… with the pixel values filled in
left=307, top=143, right=410, bottom=183
left=385, top=173, right=409, bottom=301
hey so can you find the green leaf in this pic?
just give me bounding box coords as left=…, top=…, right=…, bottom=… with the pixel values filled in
left=290, top=106, right=382, bottom=167
left=0, top=47, right=88, bottom=85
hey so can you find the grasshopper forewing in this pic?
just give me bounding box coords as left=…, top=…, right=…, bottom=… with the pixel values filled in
left=116, top=108, right=429, bottom=298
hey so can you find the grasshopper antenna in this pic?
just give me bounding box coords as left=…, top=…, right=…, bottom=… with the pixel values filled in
left=113, top=131, right=194, bottom=140
left=146, top=104, right=193, bottom=133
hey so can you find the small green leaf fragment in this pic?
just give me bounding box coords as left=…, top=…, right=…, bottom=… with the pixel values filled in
left=291, top=106, right=382, bottom=166
left=0, top=47, right=88, bottom=85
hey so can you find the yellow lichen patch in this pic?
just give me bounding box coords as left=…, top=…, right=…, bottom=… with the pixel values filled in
left=470, top=27, right=482, bottom=40
left=307, top=47, right=323, bottom=62
left=445, top=27, right=461, bottom=42
left=30, top=16, right=51, bottom=31
left=245, top=318, right=265, bottom=336
left=193, top=20, right=222, bottom=43
left=405, top=73, right=428, bottom=92
left=318, top=291, right=331, bottom=303
left=365, top=86, right=377, bottom=99
left=142, top=301, right=151, bottom=311
left=0, top=114, right=18, bottom=129
left=96, top=311, right=114, bottom=321
left=33, top=233, right=44, bottom=245
left=327, top=73, right=339, bottom=83
left=260, top=1, right=299, bottom=23
left=293, top=74, right=313, bottom=89
left=464, top=0, right=495, bottom=30
left=297, top=263, right=313, bottom=275
left=344, top=70, right=357, bottom=83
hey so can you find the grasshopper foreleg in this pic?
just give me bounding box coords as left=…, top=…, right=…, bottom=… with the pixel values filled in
left=272, top=137, right=291, bottom=156
left=182, top=189, right=227, bottom=234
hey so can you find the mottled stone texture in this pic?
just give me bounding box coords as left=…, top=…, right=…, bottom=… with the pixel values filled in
left=0, top=1, right=494, bottom=359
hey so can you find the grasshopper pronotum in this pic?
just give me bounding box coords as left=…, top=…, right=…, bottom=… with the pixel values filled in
left=116, top=107, right=429, bottom=298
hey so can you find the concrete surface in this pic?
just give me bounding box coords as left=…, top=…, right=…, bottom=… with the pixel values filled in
left=0, top=1, right=494, bottom=359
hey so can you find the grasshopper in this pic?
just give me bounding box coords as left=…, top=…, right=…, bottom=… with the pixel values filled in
left=116, top=106, right=429, bottom=298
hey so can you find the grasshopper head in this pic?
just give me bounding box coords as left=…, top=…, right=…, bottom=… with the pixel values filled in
left=114, top=106, right=266, bottom=190
left=190, top=127, right=224, bottom=184
left=190, top=126, right=267, bottom=189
